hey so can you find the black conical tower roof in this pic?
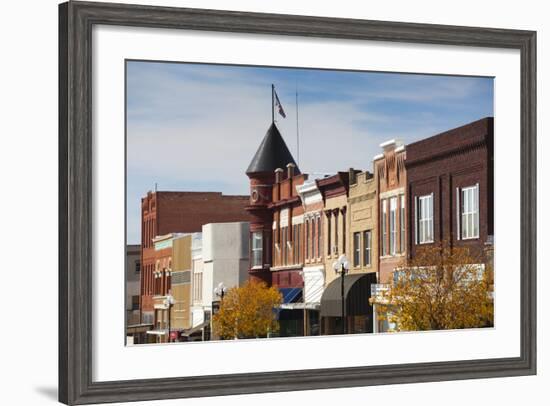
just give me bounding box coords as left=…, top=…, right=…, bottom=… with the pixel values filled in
left=246, top=123, right=300, bottom=175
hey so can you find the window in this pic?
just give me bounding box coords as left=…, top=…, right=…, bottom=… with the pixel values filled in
left=400, top=195, right=405, bottom=253
left=334, top=210, right=339, bottom=254
left=305, top=219, right=310, bottom=260
left=381, top=199, right=387, bottom=256
left=326, top=212, right=331, bottom=256
left=193, top=272, right=203, bottom=302
left=417, top=194, right=434, bottom=244
left=293, top=223, right=301, bottom=264
left=312, top=218, right=316, bottom=258
left=252, top=231, right=263, bottom=267
left=342, top=209, right=346, bottom=254
left=135, top=260, right=141, bottom=273
left=353, top=232, right=361, bottom=266
left=389, top=197, right=397, bottom=255
left=461, top=185, right=479, bottom=239
left=317, top=216, right=322, bottom=258
left=363, top=230, right=372, bottom=266
left=281, top=227, right=288, bottom=265
left=131, top=295, right=140, bottom=310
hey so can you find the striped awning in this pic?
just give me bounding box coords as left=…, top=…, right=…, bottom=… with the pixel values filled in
left=279, top=287, right=302, bottom=304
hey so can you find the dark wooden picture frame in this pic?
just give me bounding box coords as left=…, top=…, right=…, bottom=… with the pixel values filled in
left=59, top=1, right=537, bottom=404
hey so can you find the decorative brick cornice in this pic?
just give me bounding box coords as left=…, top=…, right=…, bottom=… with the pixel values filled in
left=405, top=139, right=488, bottom=169
left=267, top=195, right=301, bottom=209
left=348, top=191, right=376, bottom=204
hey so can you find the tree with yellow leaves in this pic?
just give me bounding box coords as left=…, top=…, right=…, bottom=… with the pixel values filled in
left=372, top=241, right=493, bottom=331
left=212, top=281, right=282, bottom=339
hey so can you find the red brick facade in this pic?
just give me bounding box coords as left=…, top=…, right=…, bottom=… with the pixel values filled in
left=405, top=117, right=494, bottom=262
left=269, top=165, right=307, bottom=288
left=375, top=143, right=407, bottom=283
left=245, top=172, right=276, bottom=284
left=140, top=191, right=251, bottom=320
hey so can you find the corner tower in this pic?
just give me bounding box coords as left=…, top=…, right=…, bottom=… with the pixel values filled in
left=245, top=123, right=300, bottom=284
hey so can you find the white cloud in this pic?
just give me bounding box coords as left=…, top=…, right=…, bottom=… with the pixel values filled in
left=125, top=62, right=493, bottom=242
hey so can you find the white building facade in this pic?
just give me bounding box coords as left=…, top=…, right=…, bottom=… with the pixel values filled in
left=190, top=222, right=250, bottom=332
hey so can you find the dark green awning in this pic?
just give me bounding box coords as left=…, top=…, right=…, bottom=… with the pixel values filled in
left=320, top=273, right=376, bottom=317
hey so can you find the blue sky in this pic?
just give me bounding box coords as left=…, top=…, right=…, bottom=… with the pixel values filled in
left=126, top=61, right=493, bottom=244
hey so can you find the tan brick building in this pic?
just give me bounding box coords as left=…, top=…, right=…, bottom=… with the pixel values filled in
left=347, top=169, right=378, bottom=277
left=317, top=172, right=351, bottom=287
left=171, top=235, right=193, bottom=337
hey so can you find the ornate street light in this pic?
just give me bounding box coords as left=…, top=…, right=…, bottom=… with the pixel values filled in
left=214, top=282, right=228, bottom=301
left=165, top=293, right=174, bottom=342
left=332, top=254, right=350, bottom=334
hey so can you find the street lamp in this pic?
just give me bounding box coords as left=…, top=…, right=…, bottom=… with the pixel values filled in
left=165, top=293, right=174, bottom=343
left=332, top=254, right=350, bottom=334
left=213, top=282, right=228, bottom=341
left=214, top=282, right=227, bottom=301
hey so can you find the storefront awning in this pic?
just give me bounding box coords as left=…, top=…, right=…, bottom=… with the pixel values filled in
left=303, top=266, right=325, bottom=304
left=181, top=321, right=209, bottom=337
left=279, top=302, right=320, bottom=310
left=126, top=323, right=153, bottom=334
left=279, top=287, right=302, bottom=304
left=320, top=273, right=377, bottom=317
left=146, top=329, right=167, bottom=336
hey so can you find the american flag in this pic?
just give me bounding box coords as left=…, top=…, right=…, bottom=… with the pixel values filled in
left=274, top=90, right=286, bottom=118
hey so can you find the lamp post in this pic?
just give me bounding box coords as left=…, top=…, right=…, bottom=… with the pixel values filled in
left=165, top=292, right=174, bottom=343
left=214, top=282, right=227, bottom=301
left=213, top=282, right=228, bottom=341
left=332, top=254, right=350, bottom=334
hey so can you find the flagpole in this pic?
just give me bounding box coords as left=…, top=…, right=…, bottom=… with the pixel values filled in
left=295, top=84, right=300, bottom=166
left=271, top=84, right=275, bottom=124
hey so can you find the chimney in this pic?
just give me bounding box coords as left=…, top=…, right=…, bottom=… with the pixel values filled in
left=275, top=168, right=284, bottom=183
left=287, top=163, right=295, bottom=179
left=349, top=167, right=357, bottom=185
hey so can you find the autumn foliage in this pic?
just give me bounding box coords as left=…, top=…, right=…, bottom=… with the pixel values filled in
left=212, top=281, right=282, bottom=339
left=372, top=241, right=494, bottom=331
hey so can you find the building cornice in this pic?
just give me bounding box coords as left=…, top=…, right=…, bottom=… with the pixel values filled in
left=405, top=139, right=488, bottom=169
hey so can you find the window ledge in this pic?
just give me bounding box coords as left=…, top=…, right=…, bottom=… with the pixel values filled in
left=379, top=253, right=406, bottom=259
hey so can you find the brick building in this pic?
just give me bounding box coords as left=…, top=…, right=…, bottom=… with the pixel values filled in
left=348, top=168, right=378, bottom=277
left=140, top=191, right=251, bottom=326
left=125, top=244, right=142, bottom=345
left=170, top=234, right=194, bottom=340
left=405, top=117, right=494, bottom=261
left=270, top=164, right=308, bottom=336
left=317, top=171, right=376, bottom=335
left=270, top=164, right=307, bottom=288
left=245, top=123, right=313, bottom=337
left=374, top=140, right=407, bottom=283
left=245, top=123, right=300, bottom=285
left=295, top=179, right=326, bottom=336
left=317, top=172, right=352, bottom=287
left=371, top=117, right=494, bottom=333
left=146, top=233, right=177, bottom=343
